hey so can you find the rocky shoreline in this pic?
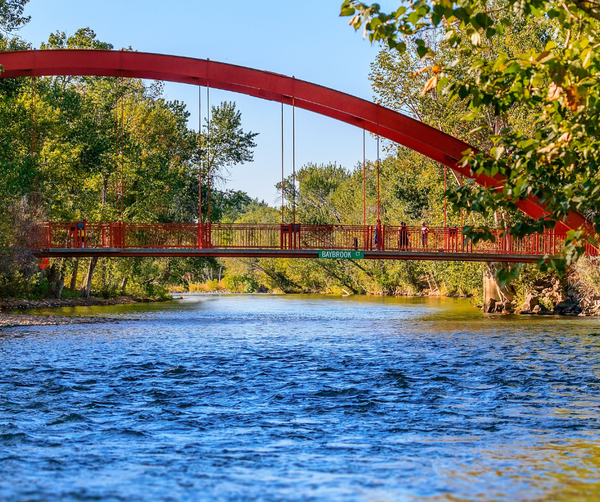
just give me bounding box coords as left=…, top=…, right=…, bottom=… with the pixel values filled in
left=0, top=296, right=173, bottom=329
left=0, top=295, right=169, bottom=312
left=0, top=313, right=127, bottom=328
left=484, top=277, right=600, bottom=316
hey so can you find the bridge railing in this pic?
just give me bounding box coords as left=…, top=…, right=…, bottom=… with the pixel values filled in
left=38, top=222, right=575, bottom=256
left=122, top=223, right=199, bottom=248
left=382, top=226, right=569, bottom=255
left=211, top=223, right=281, bottom=248
left=298, top=225, right=375, bottom=251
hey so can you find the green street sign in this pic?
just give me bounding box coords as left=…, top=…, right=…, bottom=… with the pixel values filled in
left=318, top=250, right=364, bottom=260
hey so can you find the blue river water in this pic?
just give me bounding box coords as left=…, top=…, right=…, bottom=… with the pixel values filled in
left=2, top=294, right=600, bottom=501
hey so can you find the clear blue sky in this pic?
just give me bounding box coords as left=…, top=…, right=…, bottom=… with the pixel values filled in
left=17, top=0, right=396, bottom=204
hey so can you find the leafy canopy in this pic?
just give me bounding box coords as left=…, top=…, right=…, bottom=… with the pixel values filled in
left=341, top=0, right=600, bottom=271
left=0, top=0, right=29, bottom=35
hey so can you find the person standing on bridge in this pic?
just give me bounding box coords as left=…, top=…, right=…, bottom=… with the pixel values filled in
left=398, top=222, right=409, bottom=250
left=421, top=222, right=429, bottom=249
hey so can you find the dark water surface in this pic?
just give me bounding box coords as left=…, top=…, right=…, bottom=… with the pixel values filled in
left=2, top=295, right=600, bottom=501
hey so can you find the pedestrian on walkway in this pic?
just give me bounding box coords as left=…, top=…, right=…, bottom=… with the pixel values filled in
left=421, top=222, right=429, bottom=248
left=398, top=222, right=409, bottom=249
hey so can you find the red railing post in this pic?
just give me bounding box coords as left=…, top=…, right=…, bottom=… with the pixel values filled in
left=203, top=222, right=211, bottom=249
left=113, top=221, right=124, bottom=249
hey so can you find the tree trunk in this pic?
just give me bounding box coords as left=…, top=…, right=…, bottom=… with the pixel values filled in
left=161, top=261, right=172, bottom=283
left=48, top=261, right=68, bottom=299
left=56, top=275, right=65, bottom=299
left=48, top=264, right=61, bottom=298
left=120, top=277, right=128, bottom=296
left=83, top=257, right=98, bottom=299
left=46, top=264, right=57, bottom=290
left=486, top=262, right=517, bottom=302
left=100, top=259, right=106, bottom=290
left=70, top=259, right=79, bottom=292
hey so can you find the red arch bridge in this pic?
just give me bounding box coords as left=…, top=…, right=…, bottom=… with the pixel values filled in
left=1, top=49, right=596, bottom=263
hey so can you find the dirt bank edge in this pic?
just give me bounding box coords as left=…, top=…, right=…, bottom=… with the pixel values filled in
left=0, top=295, right=171, bottom=312
left=0, top=313, right=128, bottom=328
left=0, top=296, right=176, bottom=328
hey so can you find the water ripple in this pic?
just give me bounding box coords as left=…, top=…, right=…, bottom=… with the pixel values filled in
left=1, top=295, right=600, bottom=501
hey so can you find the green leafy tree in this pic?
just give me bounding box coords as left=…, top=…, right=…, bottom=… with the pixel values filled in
left=0, top=0, right=30, bottom=36
left=341, top=0, right=600, bottom=272
left=279, top=163, right=351, bottom=224
left=0, top=26, right=261, bottom=298
left=204, top=101, right=258, bottom=185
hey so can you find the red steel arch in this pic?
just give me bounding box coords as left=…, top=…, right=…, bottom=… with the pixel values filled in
left=0, top=49, right=590, bottom=233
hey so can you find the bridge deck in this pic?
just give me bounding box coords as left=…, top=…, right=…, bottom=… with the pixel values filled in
left=34, top=247, right=543, bottom=263
left=28, top=222, right=591, bottom=263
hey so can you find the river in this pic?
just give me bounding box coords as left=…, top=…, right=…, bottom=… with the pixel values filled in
left=1, top=294, right=600, bottom=501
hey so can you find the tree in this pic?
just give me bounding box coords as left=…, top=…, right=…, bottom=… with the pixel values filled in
left=0, top=0, right=30, bottom=36
left=341, top=0, right=600, bottom=272
left=278, top=163, right=351, bottom=224
left=203, top=101, right=258, bottom=185
left=0, top=26, right=261, bottom=298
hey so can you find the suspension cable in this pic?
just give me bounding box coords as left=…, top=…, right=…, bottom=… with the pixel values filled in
left=206, top=84, right=211, bottom=223
left=31, top=76, right=37, bottom=158
left=444, top=165, right=447, bottom=228
left=362, top=128, right=366, bottom=227
left=376, top=135, right=380, bottom=224
left=115, top=77, right=120, bottom=215
left=120, top=75, right=125, bottom=218
left=31, top=75, right=38, bottom=206
left=199, top=85, right=203, bottom=225
left=292, top=97, right=296, bottom=225
left=281, top=102, right=285, bottom=224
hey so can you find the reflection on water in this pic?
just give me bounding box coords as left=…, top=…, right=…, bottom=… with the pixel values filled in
left=2, top=294, right=600, bottom=501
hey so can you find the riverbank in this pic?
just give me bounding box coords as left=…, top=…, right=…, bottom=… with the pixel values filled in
left=0, top=295, right=174, bottom=328
left=0, top=313, right=127, bottom=328
left=0, top=295, right=171, bottom=312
